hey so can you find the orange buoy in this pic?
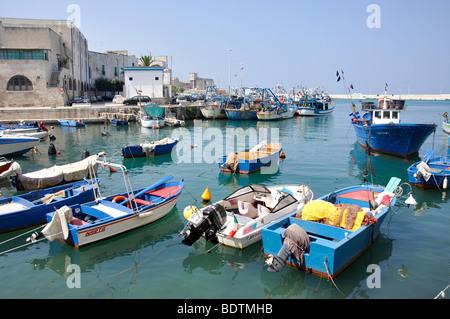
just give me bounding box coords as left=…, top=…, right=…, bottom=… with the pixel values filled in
left=280, top=151, right=286, bottom=159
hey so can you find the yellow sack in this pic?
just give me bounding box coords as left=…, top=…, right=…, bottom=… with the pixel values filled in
left=326, top=208, right=367, bottom=231
left=300, top=200, right=338, bottom=221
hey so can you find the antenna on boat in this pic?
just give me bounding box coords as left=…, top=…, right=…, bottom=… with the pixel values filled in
left=337, top=70, right=376, bottom=181
left=336, top=70, right=356, bottom=118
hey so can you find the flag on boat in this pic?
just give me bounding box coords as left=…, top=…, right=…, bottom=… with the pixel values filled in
left=228, top=214, right=239, bottom=238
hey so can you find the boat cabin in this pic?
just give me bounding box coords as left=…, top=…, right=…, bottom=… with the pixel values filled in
left=359, top=99, right=405, bottom=125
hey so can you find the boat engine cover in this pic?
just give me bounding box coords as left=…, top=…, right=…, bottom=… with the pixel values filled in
left=182, top=204, right=227, bottom=246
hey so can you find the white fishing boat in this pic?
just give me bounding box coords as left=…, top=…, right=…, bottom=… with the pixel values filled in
left=257, top=106, right=296, bottom=120
left=30, top=162, right=184, bottom=248
left=0, top=136, right=39, bottom=157
left=140, top=104, right=165, bottom=128
left=182, top=184, right=313, bottom=249
left=201, top=85, right=228, bottom=119
left=0, top=129, right=48, bottom=139
left=12, top=152, right=105, bottom=191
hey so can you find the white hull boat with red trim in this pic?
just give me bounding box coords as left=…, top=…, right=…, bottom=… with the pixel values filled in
left=30, top=161, right=184, bottom=248
left=181, top=184, right=313, bottom=249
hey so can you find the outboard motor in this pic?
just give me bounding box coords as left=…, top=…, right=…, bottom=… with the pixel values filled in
left=266, top=223, right=310, bottom=272
left=267, top=244, right=292, bottom=272
left=182, top=204, right=227, bottom=246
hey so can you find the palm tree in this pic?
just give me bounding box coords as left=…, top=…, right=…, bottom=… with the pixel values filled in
left=139, top=55, right=154, bottom=66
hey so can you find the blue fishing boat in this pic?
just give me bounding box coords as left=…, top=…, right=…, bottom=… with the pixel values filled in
left=33, top=163, right=184, bottom=248
left=58, top=119, right=86, bottom=127
left=350, top=91, right=436, bottom=158
left=261, top=178, right=400, bottom=278
left=110, top=119, right=128, bottom=126
left=407, top=150, right=450, bottom=190
left=219, top=141, right=283, bottom=174
left=225, top=97, right=259, bottom=120
left=0, top=178, right=99, bottom=233
left=122, top=137, right=179, bottom=158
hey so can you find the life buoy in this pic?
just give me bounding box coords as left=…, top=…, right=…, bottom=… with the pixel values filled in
left=77, top=119, right=82, bottom=124
left=112, top=195, right=126, bottom=203
left=279, top=98, right=285, bottom=103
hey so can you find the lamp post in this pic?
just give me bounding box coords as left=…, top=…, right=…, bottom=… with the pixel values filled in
left=227, top=48, right=232, bottom=96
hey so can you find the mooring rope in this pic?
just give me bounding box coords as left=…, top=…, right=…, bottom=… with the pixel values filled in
left=434, top=284, right=449, bottom=299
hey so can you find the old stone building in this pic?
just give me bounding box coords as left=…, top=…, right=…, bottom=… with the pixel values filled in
left=0, top=17, right=89, bottom=107
left=0, top=17, right=137, bottom=107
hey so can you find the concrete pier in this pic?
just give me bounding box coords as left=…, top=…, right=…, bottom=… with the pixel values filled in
left=0, top=103, right=204, bottom=124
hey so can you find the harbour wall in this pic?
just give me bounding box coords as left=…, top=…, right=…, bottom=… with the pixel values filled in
left=0, top=103, right=204, bottom=124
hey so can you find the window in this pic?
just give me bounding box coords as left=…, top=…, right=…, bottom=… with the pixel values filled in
left=102, top=65, right=105, bottom=75
left=7, top=75, right=33, bottom=91
left=129, top=77, right=133, bottom=81
left=0, top=49, right=47, bottom=60
left=114, top=67, right=118, bottom=76
left=392, top=111, right=399, bottom=120
left=374, top=111, right=381, bottom=119
left=155, top=77, right=159, bottom=81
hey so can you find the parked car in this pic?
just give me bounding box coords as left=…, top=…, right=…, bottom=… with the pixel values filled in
left=123, top=95, right=152, bottom=105
left=69, top=97, right=82, bottom=106
left=96, top=96, right=104, bottom=102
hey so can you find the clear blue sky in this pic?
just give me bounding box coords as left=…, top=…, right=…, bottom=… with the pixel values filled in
left=1, top=0, right=449, bottom=94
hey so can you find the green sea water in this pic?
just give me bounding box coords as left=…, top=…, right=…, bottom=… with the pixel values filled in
left=0, top=100, right=448, bottom=300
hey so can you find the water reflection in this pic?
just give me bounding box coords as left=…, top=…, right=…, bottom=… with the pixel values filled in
left=27, top=208, right=184, bottom=277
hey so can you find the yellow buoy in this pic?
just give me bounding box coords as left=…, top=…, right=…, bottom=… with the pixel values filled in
left=201, top=186, right=212, bottom=202
left=183, top=205, right=197, bottom=220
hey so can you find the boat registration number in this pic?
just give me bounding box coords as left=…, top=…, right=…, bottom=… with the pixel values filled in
left=85, top=226, right=106, bottom=237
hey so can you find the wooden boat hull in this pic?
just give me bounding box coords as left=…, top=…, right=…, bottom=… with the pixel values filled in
left=297, top=105, right=335, bottom=116
left=261, top=183, right=396, bottom=278
left=353, top=123, right=436, bottom=158
left=46, top=179, right=184, bottom=247
left=218, top=143, right=283, bottom=174
left=0, top=179, right=98, bottom=233
left=407, top=155, right=450, bottom=189
left=257, top=110, right=295, bottom=121
left=225, top=109, right=258, bottom=120
left=110, top=119, right=128, bottom=126
left=58, top=119, right=86, bottom=127
left=122, top=139, right=178, bottom=158
left=0, top=136, right=39, bottom=157
left=443, top=120, right=450, bottom=134
left=140, top=115, right=165, bottom=128
left=201, top=107, right=227, bottom=119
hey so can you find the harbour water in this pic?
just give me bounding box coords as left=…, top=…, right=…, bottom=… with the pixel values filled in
left=0, top=99, right=448, bottom=300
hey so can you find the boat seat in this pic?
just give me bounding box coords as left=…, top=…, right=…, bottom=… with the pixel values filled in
left=70, top=217, right=88, bottom=226
left=238, top=200, right=258, bottom=218
left=130, top=198, right=152, bottom=206
left=257, top=204, right=271, bottom=217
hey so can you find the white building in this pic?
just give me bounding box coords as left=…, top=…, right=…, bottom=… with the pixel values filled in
left=123, top=67, right=164, bottom=99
